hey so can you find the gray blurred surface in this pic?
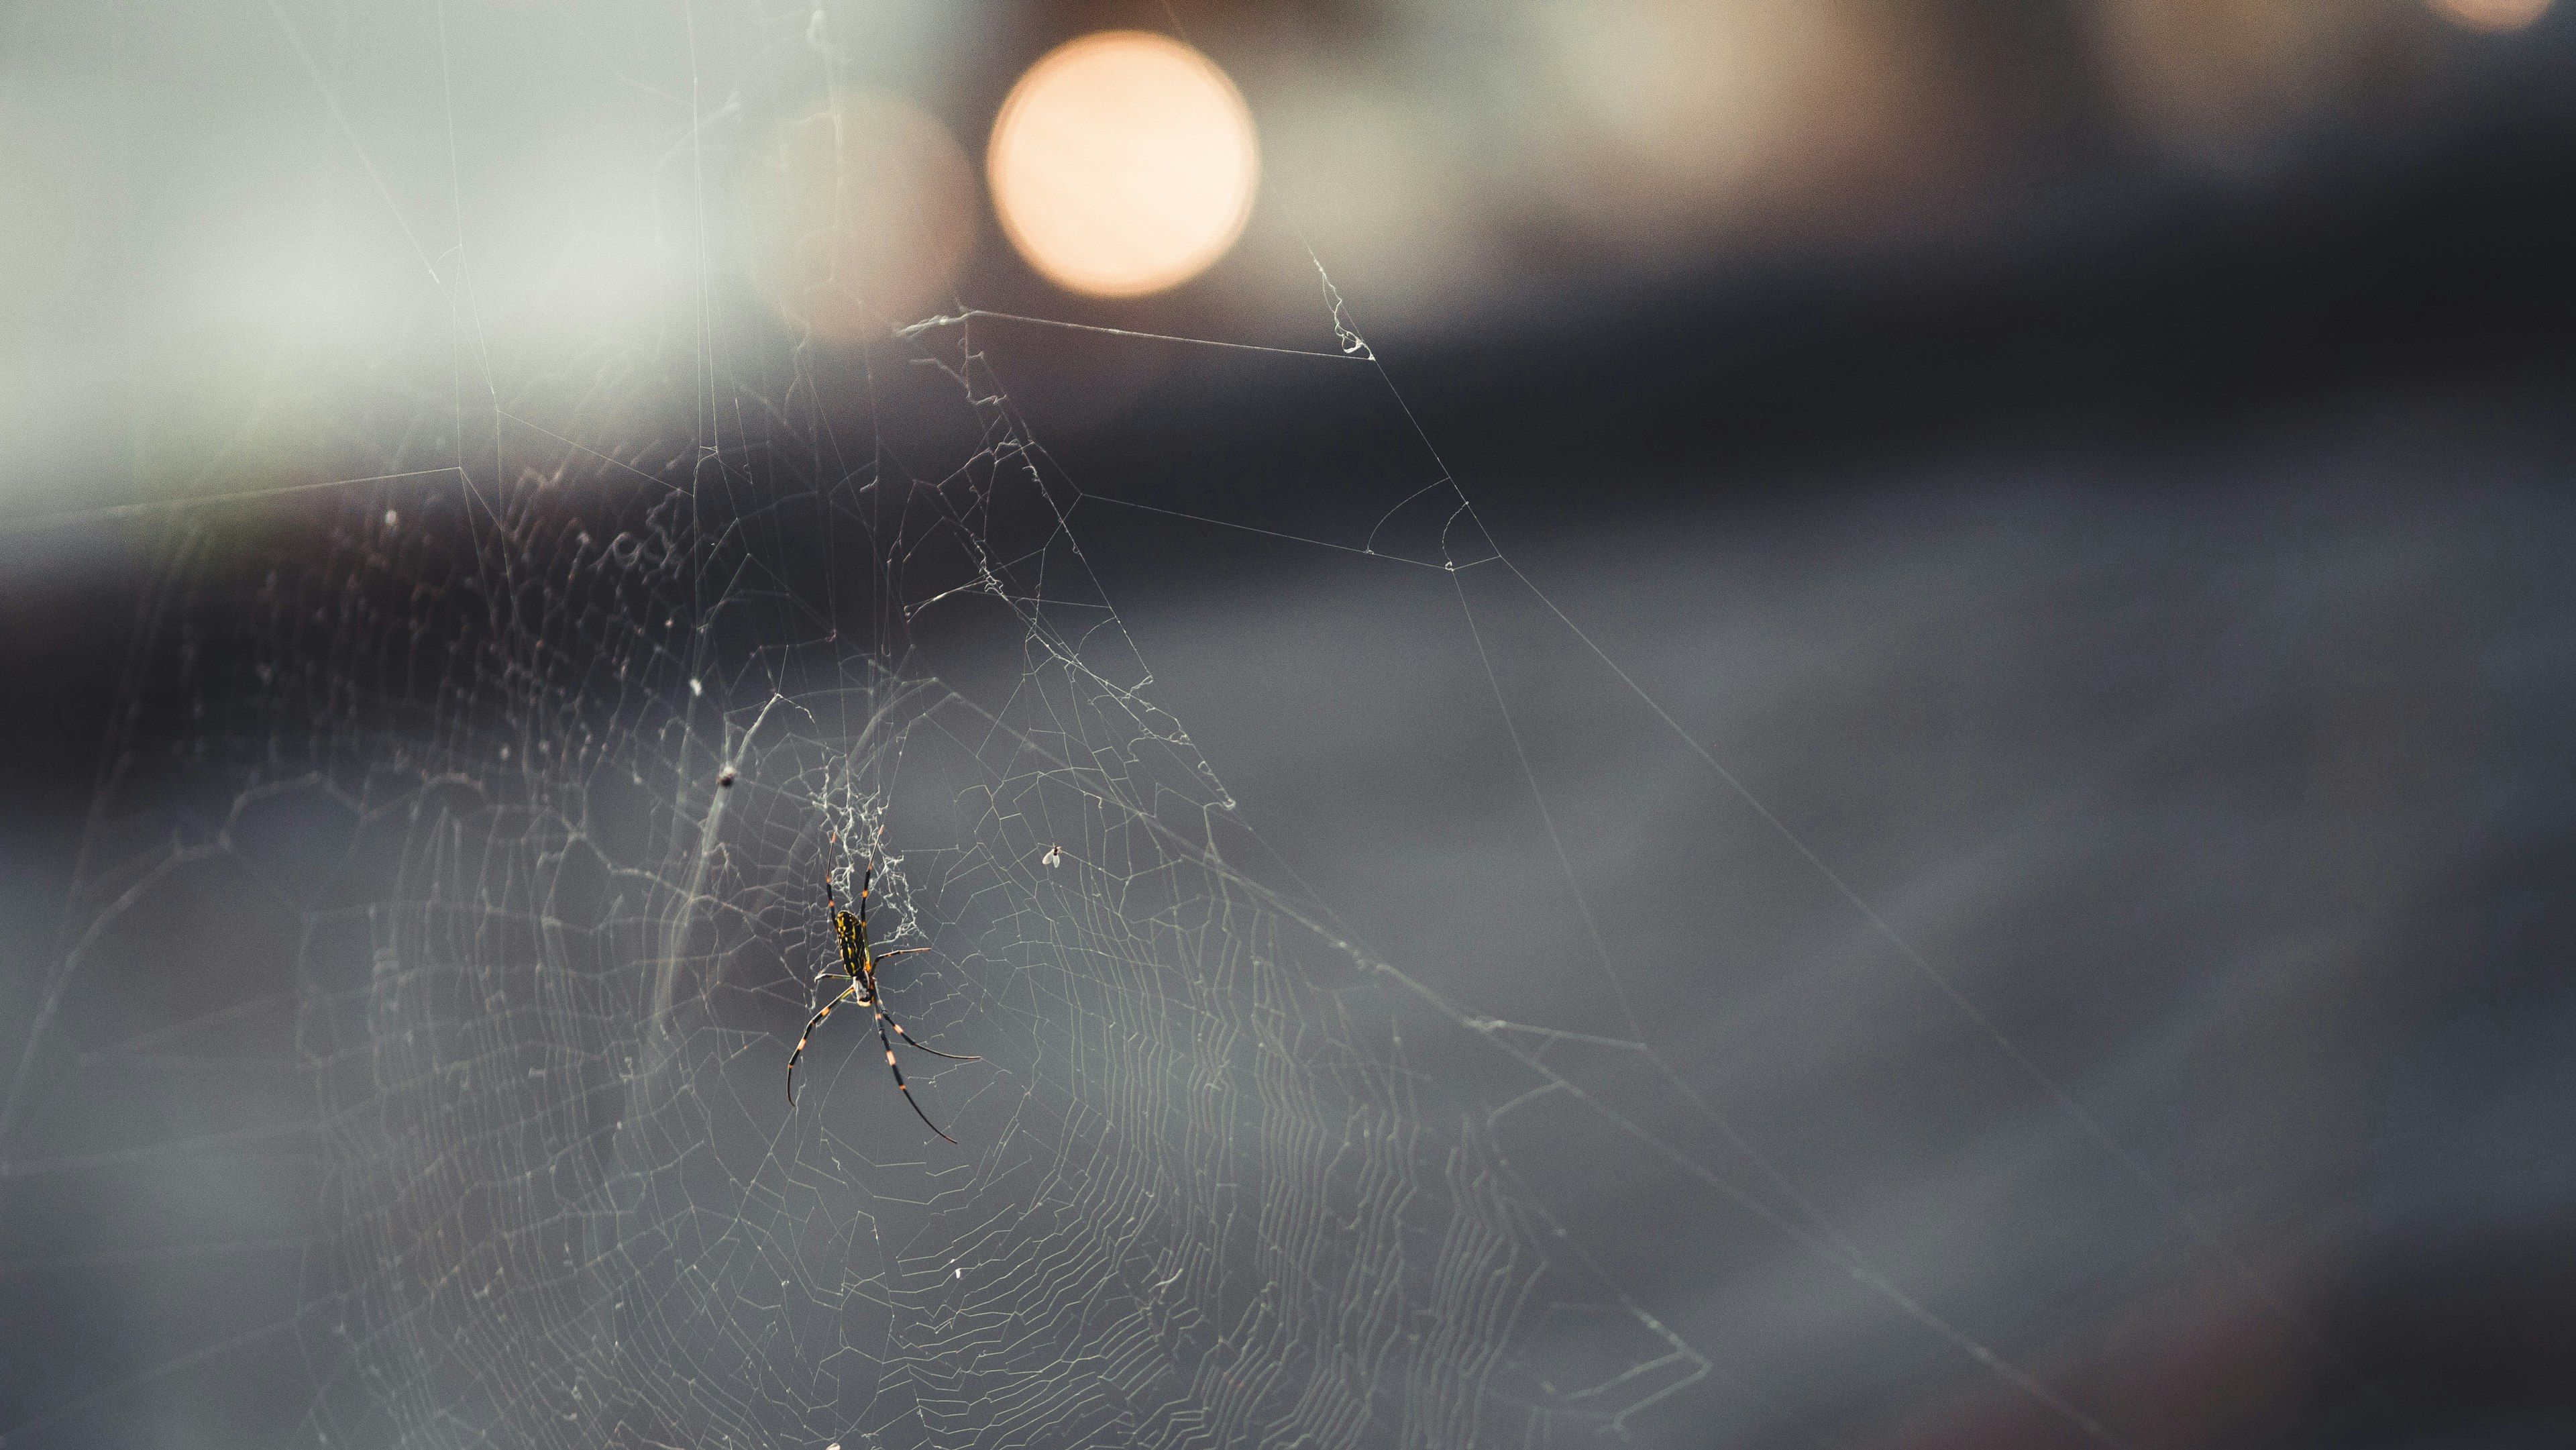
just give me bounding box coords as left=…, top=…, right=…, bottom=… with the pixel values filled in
left=1095, top=431, right=2576, bottom=1447
left=5, top=415, right=2575, bottom=1447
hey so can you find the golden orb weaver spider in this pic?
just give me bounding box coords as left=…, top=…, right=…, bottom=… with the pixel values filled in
left=786, top=862, right=977, bottom=1143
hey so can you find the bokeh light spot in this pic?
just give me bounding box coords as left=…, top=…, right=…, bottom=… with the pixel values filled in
left=987, top=32, right=1258, bottom=299
left=2428, top=0, right=2553, bottom=30
left=744, top=91, right=977, bottom=340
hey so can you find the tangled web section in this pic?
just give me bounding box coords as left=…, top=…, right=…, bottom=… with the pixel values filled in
left=34, top=314, right=1707, bottom=1450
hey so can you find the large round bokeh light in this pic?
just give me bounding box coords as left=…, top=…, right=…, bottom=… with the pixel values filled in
left=986, top=32, right=1259, bottom=299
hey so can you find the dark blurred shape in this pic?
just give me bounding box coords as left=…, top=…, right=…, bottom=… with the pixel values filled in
left=2087, top=0, right=2410, bottom=156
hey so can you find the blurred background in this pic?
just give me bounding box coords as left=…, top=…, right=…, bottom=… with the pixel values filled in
left=5, top=0, right=2576, bottom=1447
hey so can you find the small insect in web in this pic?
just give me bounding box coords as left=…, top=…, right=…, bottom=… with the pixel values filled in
left=787, top=861, right=979, bottom=1143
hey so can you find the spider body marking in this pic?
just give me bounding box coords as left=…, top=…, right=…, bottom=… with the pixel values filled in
left=786, top=862, right=977, bottom=1143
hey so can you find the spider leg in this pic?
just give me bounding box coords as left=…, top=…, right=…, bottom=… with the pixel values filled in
left=859, top=953, right=974, bottom=1061
left=872, top=1000, right=959, bottom=1144
left=786, top=981, right=858, bottom=1106
left=880, top=1002, right=978, bottom=1062
left=807, top=967, right=856, bottom=1019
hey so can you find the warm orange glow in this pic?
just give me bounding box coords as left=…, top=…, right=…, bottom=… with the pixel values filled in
left=2427, top=0, right=2553, bottom=30
left=987, top=32, right=1258, bottom=299
left=745, top=91, right=977, bottom=340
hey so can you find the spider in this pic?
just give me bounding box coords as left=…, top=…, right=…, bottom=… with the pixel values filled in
left=786, top=862, right=977, bottom=1143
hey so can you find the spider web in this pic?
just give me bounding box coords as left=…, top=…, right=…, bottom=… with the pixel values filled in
left=0, top=7, right=2347, bottom=1448
left=3, top=292, right=1734, bottom=1449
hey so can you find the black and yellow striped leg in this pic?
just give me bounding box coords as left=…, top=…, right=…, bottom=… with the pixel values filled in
left=881, top=1004, right=979, bottom=1064
left=863, top=949, right=975, bottom=1062
left=787, top=981, right=858, bottom=1106
left=872, top=1000, right=958, bottom=1143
